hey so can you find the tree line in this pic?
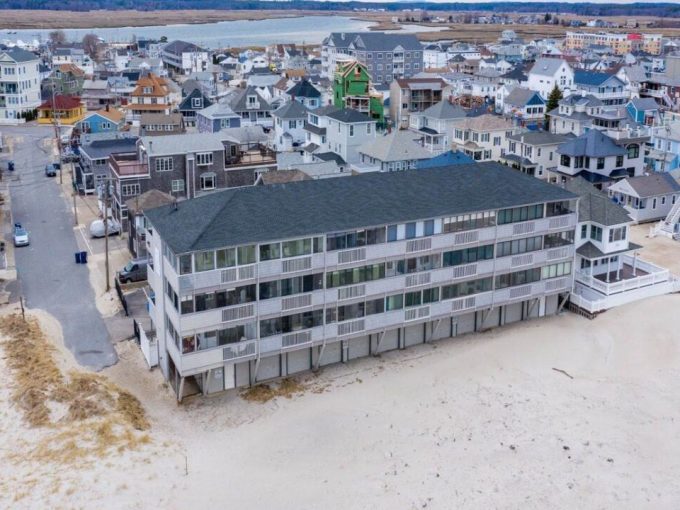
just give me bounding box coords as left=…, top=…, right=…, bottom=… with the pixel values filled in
left=2, top=1, right=680, bottom=18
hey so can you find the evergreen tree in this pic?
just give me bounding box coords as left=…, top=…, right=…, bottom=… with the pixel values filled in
left=545, top=84, right=563, bottom=114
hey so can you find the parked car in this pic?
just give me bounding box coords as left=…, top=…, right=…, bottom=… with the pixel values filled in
left=117, top=259, right=148, bottom=283
left=89, top=218, right=121, bottom=238
left=13, top=223, right=29, bottom=247
left=45, top=163, right=58, bottom=177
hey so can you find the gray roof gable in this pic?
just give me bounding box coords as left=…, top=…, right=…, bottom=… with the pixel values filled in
left=1, top=48, right=38, bottom=63
left=273, top=100, right=309, bottom=120
left=145, top=162, right=576, bottom=254
left=565, top=177, right=631, bottom=226
left=557, top=130, right=626, bottom=158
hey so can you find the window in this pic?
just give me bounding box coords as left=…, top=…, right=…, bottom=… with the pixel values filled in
left=616, top=155, right=624, bottom=167
left=442, top=211, right=496, bottom=233
left=259, top=310, right=324, bottom=338
left=590, top=225, right=603, bottom=242
left=385, top=293, right=403, bottom=311
left=580, top=224, right=588, bottom=239
left=192, top=97, right=202, bottom=108
left=259, top=242, right=281, bottom=261
left=326, top=263, right=385, bottom=288
left=282, top=238, right=312, bottom=258
left=627, top=144, right=639, bottom=159
left=494, top=268, right=541, bottom=289
left=367, top=124, right=371, bottom=134
left=560, top=155, right=571, bottom=167
left=405, top=222, right=416, bottom=239
left=259, top=273, right=323, bottom=300
left=387, top=225, right=398, bottom=242
left=326, top=228, right=385, bottom=251
left=121, top=183, right=140, bottom=197
left=540, top=261, right=572, bottom=280
left=546, top=201, right=572, bottom=217
left=155, top=157, right=173, bottom=172
left=196, top=152, right=213, bottom=166
left=237, top=245, right=256, bottom=265
left=441, top=277, right=492, bottom=300
left=544, top=230, right=575, bottom=248
left=171, top=179, right=185, bottom=193
left=194, top=251, right=215, bottom=272
left=349, top=125, right=354, bottom=137
left=200, top=173, right=215, bottom=190
left=424, top=220, right=435, bottom=236
left=179, top=254, right=192, bottom=274
left=496, top=237, right=542, bottom=258
left=497, top=205, right=544, bottom=225
left=443, top=245, right=494, bottom=266
left=608, top=226, right=626, bottom=242
left=216, top=248, right=236, bottom=268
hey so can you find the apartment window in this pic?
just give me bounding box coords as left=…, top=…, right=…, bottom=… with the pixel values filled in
left=260, top=242, right=281, bottom=261
left=590, top=225, right=603, bottom=242
left=387, top=225, right=398, bottom=242
left=608, top=226, right=627, bottom=242
left=171, top=179, right=185, bottom=193
left=326, top=228, right=385, bottom=251
left=544, top=230, right=575, bottom=248
left=541, top=261, right=572, bottom=280
left=259, top=273, right=323, bottom=300
left=238, top=245, right=256, bottom=265
left=442, top=211, right=496, bottom=233
left=627, top=144, right=639, bottom=159
left=424, top=220, right=435, bottom=236
left=326, top=263, right=386, bottom=288
left=282, top=238, right=312, bottom=258
left=497, top=205, right=544, bottom=225
left=200, top=173, right=215, bottom=190
left=443, top=244, right=494, bottom=266
left=121, top=183, right=140, bottom=197
left=194, top=250, right=215, bottom=272
left=581, top=224, right=588, bottom=239
left=196, top=152, right=213, bottom=166
left=155, top=157, right=173, bottom=172
left=495, top=268, right=541, bottom=289
left=216, top=248, right=236, bottom=268
left=179, top=254, right=192, bottom=275
left=405, top=222, right=416, bottom=239
left=441, top=277, right=492, bottom=300
left=385, top=294, right=403, bottom=311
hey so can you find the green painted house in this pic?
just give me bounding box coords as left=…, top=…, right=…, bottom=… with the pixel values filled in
left=333, top=60, right=384, bottom=127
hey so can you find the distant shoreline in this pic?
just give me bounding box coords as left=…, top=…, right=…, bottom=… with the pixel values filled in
left=0, top=10, right=340, bottom=30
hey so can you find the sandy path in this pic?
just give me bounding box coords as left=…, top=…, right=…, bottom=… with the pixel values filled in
left=3, top=292, right=680, bottom=509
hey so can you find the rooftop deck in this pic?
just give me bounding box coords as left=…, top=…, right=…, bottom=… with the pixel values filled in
left=110, top=152, right=149, bottom=177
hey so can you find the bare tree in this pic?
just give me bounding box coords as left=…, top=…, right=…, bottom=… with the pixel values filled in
left=82, top=33, right=100, bottom=62
left=49, top=30, right=66, bottom=46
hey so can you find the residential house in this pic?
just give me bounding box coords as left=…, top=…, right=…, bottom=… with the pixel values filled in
left=228, top=86, right=274, bottom=128
left=125, top=189, right=175, bottom=260
left=81, top=79, right=116, bottom=110
left=196, top=102, right=241, bottom=134
left=567, top=178, right=675, bottom=314
left=389, top=77, right=446, bottom=128
left=142, top=162, right=577, bottom=397
left=0, top=47, right=41, bottom=124
left=161, top=40, right=210, bottom=75
left=302, top=104, right=338, bottom=158
left=408, top=100, right=467, bottom=155
left=77, top=135, right=138, bottom=194
left=607, top=173, right=680, bottom=223
left=451, top=114, right=515, bottom=162
left=503, top=131, right=574, bottom=180
left=178, top=88, right=213, bottom=127
left=526, top=58, right=574, bottom=99
left=625, top=97, right=659, bottom=126
left=37, top=95, right=85, bottom=125
left=552, top=129, right=643, bottom=184
left=423, top=43, right=450, bottom=69
left=272, top=100, right=309, bottom=151
left=44, top=64, right=85, bottom=98
left=140, top=112, right=185, bottom=136
left=322, top=32, right=423, bottom=83
left=573, top=70, right=629, bottom=106
left=501, top=87, right=546, bottom=127
left=127, top=73, right=172, bottom=119
left=75, top=107, right=125, bottom=136
left=356, top=130, right=433, bottom=172
left=548, top=94, right=625, bottom=136
left=648, top=121, right=680, bottom=172
left=109, top=128, right=276, bottom=223
left=312, top=108, right=377, bottom=168
left=285, top=78, right=322, bottom=109
left=333, top=60, right=384, bottom=127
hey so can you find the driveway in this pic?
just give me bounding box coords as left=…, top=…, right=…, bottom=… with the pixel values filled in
left=5, top=124, right=117, bottom=370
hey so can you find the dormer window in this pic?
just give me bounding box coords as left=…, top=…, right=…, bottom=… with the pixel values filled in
left=248, top=95, right=257, bottom=105
left=143, top=86, right=152, bottom=94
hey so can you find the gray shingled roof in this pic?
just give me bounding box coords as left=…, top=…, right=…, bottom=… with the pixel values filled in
left=507, top=131, right=574, bottom=145
left=621, top=172, right=680, bottom=198
left=80, top=137, right=139, bottom=159
left=557, top=130, right=626, bottom=158
left=1, top=47, right=38, bottom=63
left=328, top=32, right=421, bottom=52
left=564, top=177, right=631, bottom=226
left=421, top=100, right=467, bottom=120
left=505, top=87, right=544, bottom=107
left=530, top=58, right=569, bottom=77
left=273, top=100, right=309, bottom=120
left=145, top=162, right=576, bottom=254
left=358, top=131, right=432, bottom=162
left=326, top=108, right=372, bottom=124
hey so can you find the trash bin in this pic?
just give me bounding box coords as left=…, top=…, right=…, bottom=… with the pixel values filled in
left=75, top=252, right=81, bottom=264
left=80, top=251, right=87, bottom=264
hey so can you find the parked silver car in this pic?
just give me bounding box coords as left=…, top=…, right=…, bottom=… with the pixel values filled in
left=13, top=223, right=29, bottom=247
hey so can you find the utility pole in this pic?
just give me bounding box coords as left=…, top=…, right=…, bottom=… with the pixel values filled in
left=71, top=161, right=78, bottom=226
left=50, top=83, right=64, bottom=185
left=104, top=180, right=110, bottom=292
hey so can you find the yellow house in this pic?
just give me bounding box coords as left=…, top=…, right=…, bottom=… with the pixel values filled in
left=37, top=95, right=86, bottom=125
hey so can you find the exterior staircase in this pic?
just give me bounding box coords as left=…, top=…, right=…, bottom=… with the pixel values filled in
left=653, top=198, right=680, bottom=240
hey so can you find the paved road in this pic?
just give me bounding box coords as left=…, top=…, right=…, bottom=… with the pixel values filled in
left=5, top=124, right=117, bottom=370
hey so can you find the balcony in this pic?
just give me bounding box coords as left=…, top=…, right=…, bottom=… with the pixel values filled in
left=225, top=146, right=276, bottom=168
left=110, top=152, right=149, bottom=178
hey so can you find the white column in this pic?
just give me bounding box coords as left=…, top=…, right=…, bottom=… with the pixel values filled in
left=606, top=257, right=611, bottom=283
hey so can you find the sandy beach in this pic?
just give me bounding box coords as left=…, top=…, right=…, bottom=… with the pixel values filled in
left=2, top=287, right=680, bottom=509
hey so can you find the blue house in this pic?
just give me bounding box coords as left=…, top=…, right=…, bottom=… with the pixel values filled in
left=415, top=150, right=474, bottom=169
left=573, top=71, right=628, bottom=106
left=75, top=108, right=125, bottom=135
left=178, top=87, right=213, bottom=127
left=196, top=102, right=241, bottom=133
left=626, top=97, right=660, bottom=126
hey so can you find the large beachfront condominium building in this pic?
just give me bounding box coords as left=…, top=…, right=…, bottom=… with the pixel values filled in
left=0, top=48, right=41, bottom=125
left=144, top=163, right=578, bottom=400
left=321, top=32, right=423, bottom=84
left=565, top=32, right=662, bottom=56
